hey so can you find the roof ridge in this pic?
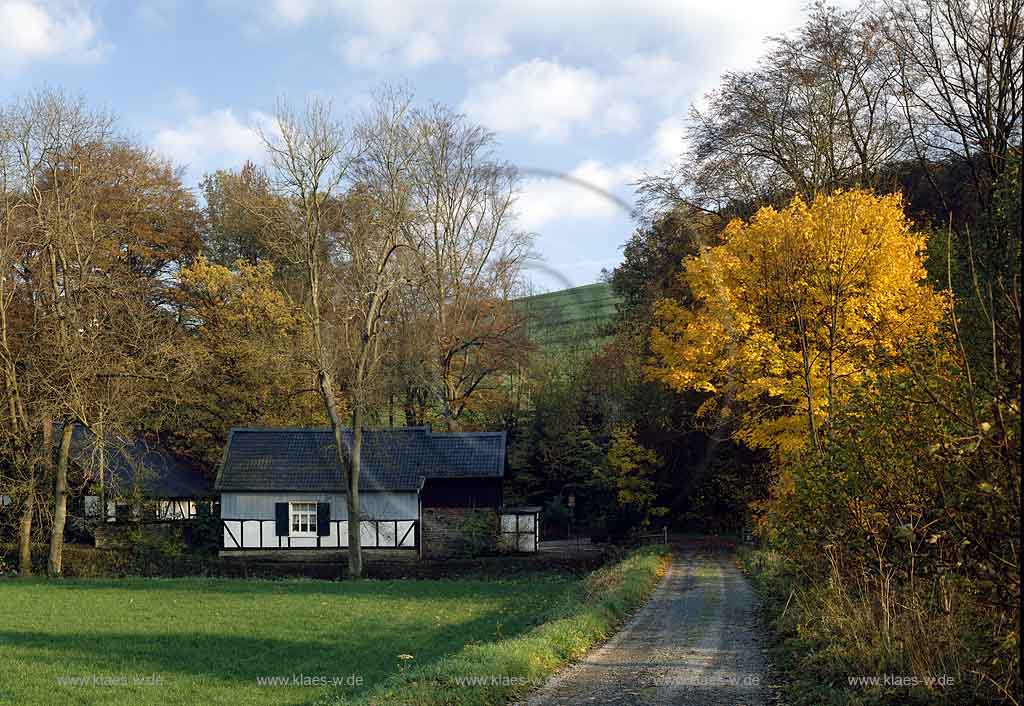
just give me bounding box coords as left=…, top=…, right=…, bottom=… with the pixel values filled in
left=217, top=425, right=507, bottom=493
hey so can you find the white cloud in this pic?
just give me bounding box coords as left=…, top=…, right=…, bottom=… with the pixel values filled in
left=460, top=52, right=691, bottom=143
left=515, top=159, right=645, bottom=289
left=339, top=30, right=442, bottom=69
left=461, top=61, right=605, bottom=141
left=649, top=116, right=686, bottom=169
left=516, top=160, right=639, bottom=231
left=249, top=0, right=858, bottom=148
left=513, top=119, right=682, bottom=232
left=153, top=108, right=270, bottom=181
left=269, top=0, right=315, bottom=25
left=0, top=0, right=108, bottom=75
left=258, top=0, right=821, bottom=71
left=403, top=32, right=442, bottom=66
left=337, top=35, right=388, bottom=68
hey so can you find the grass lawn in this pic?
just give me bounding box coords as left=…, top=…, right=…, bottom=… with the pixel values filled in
left=330, top=546, right=670, bottom=706
left=0, top=573, right=577, bottom=706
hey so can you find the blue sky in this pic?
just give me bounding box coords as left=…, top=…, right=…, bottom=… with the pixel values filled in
left=1, top=0, right=837, bottom=291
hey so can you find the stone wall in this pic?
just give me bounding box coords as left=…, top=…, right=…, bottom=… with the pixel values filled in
left=421, top=507, right=499, bottom=558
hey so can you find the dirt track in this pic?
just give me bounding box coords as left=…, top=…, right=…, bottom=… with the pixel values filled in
left=525, top=550, right=774, bottom=706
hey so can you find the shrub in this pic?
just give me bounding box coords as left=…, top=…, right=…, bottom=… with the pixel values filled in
left=188, top=503, right=223, bottom=554
left=454, top=511, right=498, bottom=558
left=754, top=364, right=1020, bottom=704
left=0, top=543, right=136, bottom=578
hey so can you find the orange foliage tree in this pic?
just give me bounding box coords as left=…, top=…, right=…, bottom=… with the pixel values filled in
left=172, top=257, right=323, bottom=468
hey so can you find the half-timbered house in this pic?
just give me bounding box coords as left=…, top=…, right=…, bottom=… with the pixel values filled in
left=215, top=426, right=510, bottom=557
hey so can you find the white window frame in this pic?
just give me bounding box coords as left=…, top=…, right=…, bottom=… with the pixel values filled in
left=289, top=501, right=318, bottom=537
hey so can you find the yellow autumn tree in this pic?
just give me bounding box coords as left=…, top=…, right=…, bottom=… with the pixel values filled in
left=603, top=424, right=667, bottom=528
left=647, top=190, right=946, bottom=456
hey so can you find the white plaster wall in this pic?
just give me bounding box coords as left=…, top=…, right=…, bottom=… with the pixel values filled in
left=220, top=492, right=418, bottom=549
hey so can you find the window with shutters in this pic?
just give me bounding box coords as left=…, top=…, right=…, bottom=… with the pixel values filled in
left=289, top=502, right=317, bottom=536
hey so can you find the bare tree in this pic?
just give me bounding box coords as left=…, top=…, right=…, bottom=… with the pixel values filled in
left=883, top=0, right=1023, bottom=210
left=881, top=0, right=1022, bottom=389
left=641, top=3, right=910, bottom=217
left=257, top=98, right=358, bottom=574
left=805, top=4, right=911, bottom=186
left=404, top=104, right=531, bottom=430
left=258, top=94, right=416, bottom=578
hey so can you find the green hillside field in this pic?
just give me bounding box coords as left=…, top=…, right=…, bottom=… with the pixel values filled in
left=516, top=282, right=621, bottom=351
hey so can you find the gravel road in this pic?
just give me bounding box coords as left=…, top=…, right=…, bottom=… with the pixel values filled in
left=525, top=550, right=774, bottom=706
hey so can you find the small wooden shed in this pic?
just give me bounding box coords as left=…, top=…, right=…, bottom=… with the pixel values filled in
left=499, top=506, right=541, bottom=553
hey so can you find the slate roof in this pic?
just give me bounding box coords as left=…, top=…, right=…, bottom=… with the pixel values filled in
left=64, top=425, right=213, bottom=499
left=215, top=427, right=507, bottom=493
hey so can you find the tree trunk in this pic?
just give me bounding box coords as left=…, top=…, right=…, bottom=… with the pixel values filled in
left=403, top=389, right=419, bottom=427
left=317, top=369, right=362, bottom=578
left=17, top=477, right=35, bottom=577
left=19, top=418, right=54, bottom=576
left=97, top=415, right=106, bottom=521
left=439, top=375, right=457, bottom=431
left=443, top=404, right=460, bottom=432
left=347, top=408, right=364, bottom=579
left=47, top=423, right=74, bottom=577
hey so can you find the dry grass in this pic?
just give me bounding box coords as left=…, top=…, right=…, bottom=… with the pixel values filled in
left=741, top=546, right=1015, bottom=706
